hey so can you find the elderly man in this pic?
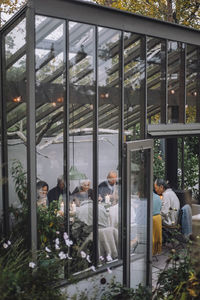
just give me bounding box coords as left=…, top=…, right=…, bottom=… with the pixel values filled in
left=98, top=171, right=118, bottom=202
left=47, top=175, right=65, bottom=205
left=154, top=178, right=180, bottom=226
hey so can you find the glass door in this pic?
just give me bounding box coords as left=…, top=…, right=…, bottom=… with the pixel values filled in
left=123, top=139, right=153, bottom=288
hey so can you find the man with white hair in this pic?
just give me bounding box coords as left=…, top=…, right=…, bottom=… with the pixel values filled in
left=47, top=175, right=65, bottom=205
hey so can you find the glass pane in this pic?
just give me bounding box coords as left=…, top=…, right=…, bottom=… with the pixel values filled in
left=124, top=32, right=145, bottom=140
left=35, top=16, right=65, bottom=263
left=153, top=138, right=165, bottom=182
left=69, top=22, right=95, bottom=274
left=186, top=45, right=200, bottom=123
left=168, top=41, right=185, bottom=123
left=183, top=137, right=199, bottom=201
left=98, top=27, right=121, bottom=263
left=130, top=149, right=150, bottom=288
left=147, top=37, right=166, bottom=124
left=4, top=17, right=27, bottom=241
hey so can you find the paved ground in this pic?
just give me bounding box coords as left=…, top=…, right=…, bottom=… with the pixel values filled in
left=152, top=245, right=173, bottom=290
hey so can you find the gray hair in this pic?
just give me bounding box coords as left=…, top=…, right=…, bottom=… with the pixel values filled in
left=80, top=179, right=90, bottom=186
left=57, top=175, right=64, bottom=184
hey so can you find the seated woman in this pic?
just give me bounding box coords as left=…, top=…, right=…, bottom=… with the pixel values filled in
left=36, top=181, right=49, bottom=207
left=72, top=180, right=94, bottom=202
left=152, top=192, right=162, bottom=255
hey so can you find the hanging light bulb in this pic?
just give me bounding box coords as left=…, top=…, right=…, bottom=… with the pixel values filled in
left=128, top=106, right=133, bottom=112
left=170, top=89, right=175, bottom=95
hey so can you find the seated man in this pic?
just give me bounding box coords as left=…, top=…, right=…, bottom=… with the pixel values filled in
left=72, top=179, right=94, bottom=202
left=98, top=171, right=118, bottom=202
left=47, top=175, right=65, bottom=206
left=154, top=179, right=180, bottom=226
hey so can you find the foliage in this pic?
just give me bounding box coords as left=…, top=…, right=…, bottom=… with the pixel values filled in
left=94, top=0, right=200, bottom=29
left=153, top=138, right=165, bottom=181
left=101, top=281, right=152, bottom=300
left=0, top=238, right=66, bottom=300
left=0, top=0, right=26, bottom=27
left=153, top=243, right=200, bottom=299
left=177, top=137, right=199, bottom=199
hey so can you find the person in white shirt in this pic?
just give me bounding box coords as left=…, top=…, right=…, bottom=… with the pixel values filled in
left=154, top=179, right=180, bottom=226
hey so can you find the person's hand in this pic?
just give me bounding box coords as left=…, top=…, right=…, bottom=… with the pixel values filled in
left=98, top=195, right=103, bottom=202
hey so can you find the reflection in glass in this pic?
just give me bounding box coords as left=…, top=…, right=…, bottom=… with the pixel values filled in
left=130, top=149, right=149, bottom=288
left=186, top=45, right=200, bottom=123
left=35, top=16, right=65, bottom=263
left=168, top=41, right=185, bottom=123
left=69, top=22, right=95, bottom=273
left=98, top=27, right=121, bottom=262
left=124, top=32, right=145, bottom=140
left=147, top=37, right=166, bottom=124
left=4, top=17, right=27, bottom=238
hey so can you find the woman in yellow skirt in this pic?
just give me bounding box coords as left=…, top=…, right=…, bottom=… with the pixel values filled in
left=153, top=192, right=162, bottom=255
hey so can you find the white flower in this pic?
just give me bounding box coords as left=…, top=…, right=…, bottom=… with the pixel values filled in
left=63, top=232, right=69, bottom=240
left=99, top=256, right=104, bottom=261
left=59, top=251, right=67, bottom=260
left=106, top=254, right=113, bottom=262
left=46, top=254, right=49, bottom=258
left=80, top=251, right=86, bottom=258
left=45, top=246, right=51, bottom=253
left=107, top=267, right=112, bottom=274
left=3, top=243, right=8, bottom=249
left=7, top=240, right=11, bottom=245
left=56, top=231, right=60, bottom=235
left=55, top=238, right=60, bottom=245
left=86, top=255, right=91, bottom=263
left=55, top=244, right=60, bottom=250
left=65, top=239, right=73, bottom=247
left=91, top=266, right=96, bottom=272
left=29, top=262, right=36, bottom=269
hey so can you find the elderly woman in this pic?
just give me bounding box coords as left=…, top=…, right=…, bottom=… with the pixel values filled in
left=36, top=181, right=49, bottom=207
left=72, top=179, right=94, bottom=201
left=152, top=192, right=162, bottom=255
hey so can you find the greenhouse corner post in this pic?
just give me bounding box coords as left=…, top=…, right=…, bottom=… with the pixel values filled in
left=26, top=3, right=37, bottom=254
left=0, top=30, right=10, bottom=237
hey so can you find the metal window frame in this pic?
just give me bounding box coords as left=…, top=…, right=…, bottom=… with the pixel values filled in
left=32, top=0, right=200, bottom=46
left=93, top=25, right=99, bottom=267
left=26, top=5, right=37, bottom=253
left=124, top=139, right=153, bottom=287
left=0, top=31, right=10, bottom=237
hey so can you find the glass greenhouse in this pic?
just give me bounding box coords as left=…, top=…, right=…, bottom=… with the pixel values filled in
left=0, top=0, right=200, bottom=293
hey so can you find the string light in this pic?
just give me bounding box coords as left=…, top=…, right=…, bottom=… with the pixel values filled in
left=170, top=89, right=175, bottom=95
left=13, top=96, right=22, bottom=103
left=57, top=97, right=64, bottom=103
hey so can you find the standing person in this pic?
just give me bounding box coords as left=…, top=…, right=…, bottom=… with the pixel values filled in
left=47, top=175, right=65, bottom=206
left=98, top=171, right=117, bottom=202
left=152, top=192, right=162, bottom=255
left=154, top=179, right=180, bottom=226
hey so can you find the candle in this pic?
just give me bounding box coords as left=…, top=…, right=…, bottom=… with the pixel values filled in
left=72, top=202, right=76, bottom=212
left=60, top=201, right=64, bottom=212
left=105, top=194, right=110, bottom=204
